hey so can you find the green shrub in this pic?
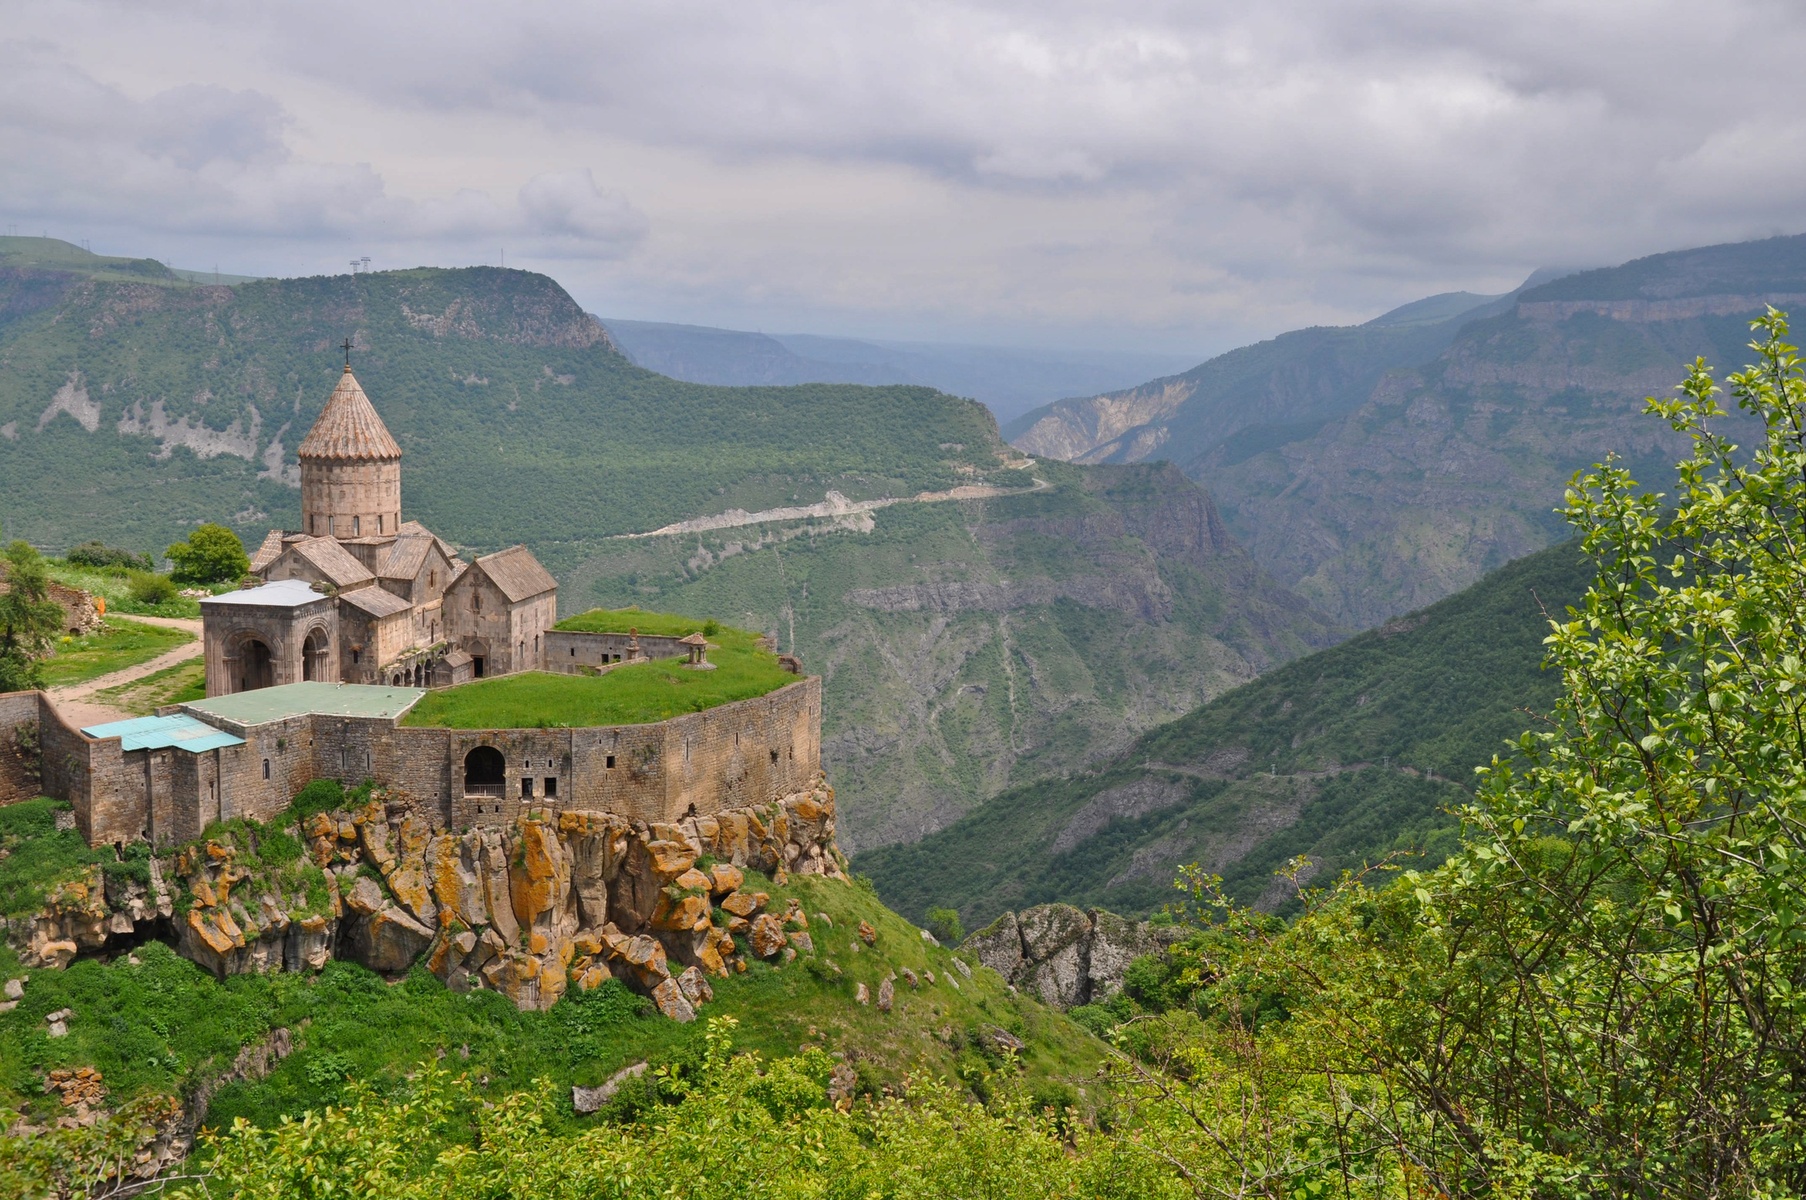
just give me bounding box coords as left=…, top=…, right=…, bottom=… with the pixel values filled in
left=127, top=571, right=178, bottom=605
left=925, top=906, right=964, bottom=946
left=0, top=799, right=103, bottom=917
left=287, top=779, right=347, bottom=822
left=65, top=542, right=152, bottom=572
left=255, top=829, right=303, bottom=866
left=166, top=524, right=249, bottom=585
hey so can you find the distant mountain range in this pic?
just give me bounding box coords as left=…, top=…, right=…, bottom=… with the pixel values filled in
left=1010, top=239, right=1806, bottom=627
left=858, top=539, right=1591, bottom=928
left=597, top=318, right=1197, bottom=426
left=0, top=236, right=1335, bottom=852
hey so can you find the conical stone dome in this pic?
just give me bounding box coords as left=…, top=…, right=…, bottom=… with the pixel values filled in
left=298, top=367, right=401, bottom=461
left=297, top=367, right=403, bottom=539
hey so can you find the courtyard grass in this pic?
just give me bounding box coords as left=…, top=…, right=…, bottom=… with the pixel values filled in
left=403, top=618, right=795, bottom=728
left=38, top=618, right=194, bottom=689
left=553, top=607, right=718, bottom=637
left=90, top=657, right=207, bottom=716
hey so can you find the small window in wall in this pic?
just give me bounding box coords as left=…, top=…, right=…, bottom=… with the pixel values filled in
left=262, top=759, right=271, bottom=779
left=377, top=514, right=384, bottom=534
left=520, top=777, right=534, bottom=798
left=544, top=777, right=557, bottom=798
left=570, top=647, right=575, bottom=657
left=770, top=749, right=779, bottom=764
left=606, top=755, right=616, bottom=769
left=328, top=516, right=335, bottom=536
left=353, top=515, right=361, bottom=536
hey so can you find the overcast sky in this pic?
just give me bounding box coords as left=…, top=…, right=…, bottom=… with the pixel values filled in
left=3, top=1, right=1801, bottom=355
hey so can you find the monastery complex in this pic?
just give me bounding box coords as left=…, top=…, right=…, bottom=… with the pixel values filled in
left=2, top=365, right=822, bottom=851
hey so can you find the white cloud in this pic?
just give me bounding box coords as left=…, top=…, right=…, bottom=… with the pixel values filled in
left=4, top=1, right=1806, bottom=351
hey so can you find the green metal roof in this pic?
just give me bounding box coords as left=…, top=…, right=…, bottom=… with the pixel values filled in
left=81, top=713, right=245, bottom=753
left=183, top=682, right=424, bottom=726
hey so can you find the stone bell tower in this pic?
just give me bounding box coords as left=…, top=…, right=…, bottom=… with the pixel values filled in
left=297, top=366, right=403, bottom=540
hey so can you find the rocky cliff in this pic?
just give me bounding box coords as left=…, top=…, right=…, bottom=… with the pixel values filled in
left=568, top=461, right=1340, bottom=852
left=962, top=903, right=1184, bottom=1009
left=16, top=779, right=844, bottom=1019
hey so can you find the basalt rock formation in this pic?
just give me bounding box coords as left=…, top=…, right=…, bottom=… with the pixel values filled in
left=14, top=778, right=845, bottom=1016
left=962, top=903, right=1184, bottom=1010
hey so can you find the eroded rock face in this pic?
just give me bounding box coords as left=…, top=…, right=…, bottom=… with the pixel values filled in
left=13, top=776, right=847, bottom=1016
left=963, top=903, right=1187, bottom=1009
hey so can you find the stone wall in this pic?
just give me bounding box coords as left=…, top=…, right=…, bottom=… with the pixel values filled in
left=0, top=691, right=41, bottom=805
left=544, top=630, right=690, bottom=673
left=29, top=673, right=821, bottom=849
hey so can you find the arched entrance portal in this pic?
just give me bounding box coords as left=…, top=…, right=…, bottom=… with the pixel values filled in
left=302, top=630, right=327, bottom=682
left=236, top=639, right=274, bottom=693
left=464, top=746, right=505, bottom=797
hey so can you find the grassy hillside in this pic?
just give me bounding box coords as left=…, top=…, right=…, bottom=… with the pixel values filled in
left=0, top=798, right=1101, bottom=1138
left=857, top=540, right=1593, bottom=928
left=0, top=256, right=1342, bottom=845
left=564, top=460, right=1340, bottom=850
left=0, top=261, right=1001, bottom=558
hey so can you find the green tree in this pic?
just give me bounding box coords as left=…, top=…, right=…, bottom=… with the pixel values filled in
left=165, top=523, right=248, bottom=585
left=0, top=541, right=67, bottom=692
left=1101, top=312, right=1806, bottom=1198
left=925, top=905, right=964, bottom=946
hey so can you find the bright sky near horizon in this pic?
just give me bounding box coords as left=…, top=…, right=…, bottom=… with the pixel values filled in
left=3, top=1, right=1800, bottom=355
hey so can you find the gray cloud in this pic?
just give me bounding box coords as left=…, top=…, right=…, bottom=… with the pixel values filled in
left=4, top=2, right=1805, bottom=351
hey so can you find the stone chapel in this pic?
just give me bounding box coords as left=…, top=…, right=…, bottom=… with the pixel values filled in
left=199, top=366, right=558, bottom=695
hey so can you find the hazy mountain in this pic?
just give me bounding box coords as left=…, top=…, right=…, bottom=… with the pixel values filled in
left=599, top=317, right=1197, bottom=426
left=1011, top=235, right=1803, bottom=627
left=0, top=238, right=1336, bottom=850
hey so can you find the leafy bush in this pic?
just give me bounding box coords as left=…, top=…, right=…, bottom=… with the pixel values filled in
left=165, top=523, right=249, bottom=584
left=287, top=778, right=347, bottom=821
left=64, top=542, right=152, bottom=572
left=126, top=571, right=178, bottom=605
left=924, top=906, right=964, bottom=946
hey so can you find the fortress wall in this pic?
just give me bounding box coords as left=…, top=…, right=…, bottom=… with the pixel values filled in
left=566, top=724, right=669, bottom=823
left=544, top=630, right=690, bottom=674
left=392, top=726, right=455, bottom=816
left=662, top=677, right=822, bottom=819
left=0, top=691, right=40, bottom=805
left=39, top=697, right=140, bottom=846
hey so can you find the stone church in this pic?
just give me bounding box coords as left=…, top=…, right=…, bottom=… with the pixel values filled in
left=200, top=366, right=558, bottom=695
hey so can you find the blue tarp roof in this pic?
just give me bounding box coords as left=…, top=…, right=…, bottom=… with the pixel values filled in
left=80, top=713, right=245, bottom=753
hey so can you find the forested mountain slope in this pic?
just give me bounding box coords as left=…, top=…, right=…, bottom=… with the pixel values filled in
left=1013, top=234, right=1806, bottom=627
left=0, top=240, right=1337, bottom=849
left=858, top=540, right=1592, bottom=928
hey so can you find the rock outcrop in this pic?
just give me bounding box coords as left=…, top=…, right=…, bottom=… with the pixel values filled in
left=962, top=903, right=1185, bottom=1009
left=13, top=776, right=847, bottom=1016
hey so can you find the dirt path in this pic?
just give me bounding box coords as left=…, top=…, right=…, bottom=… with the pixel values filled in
left=615, top=476, right=1051, bottom=540
left=48, top=616, right=204, bottom=728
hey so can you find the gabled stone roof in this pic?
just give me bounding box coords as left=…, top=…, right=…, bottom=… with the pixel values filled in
left=377, top=534, right=434, bottom=581
left=248, top=529, right=286, bottom=573
left=466, top=545, right=558, bottom=603
left=297, top=367, right=402, bottom=461
left=339, top=586, right=413, bottom=618
left=286, top=537, right=376, bottom=588
left=398, top=520, right=460, bottom=562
